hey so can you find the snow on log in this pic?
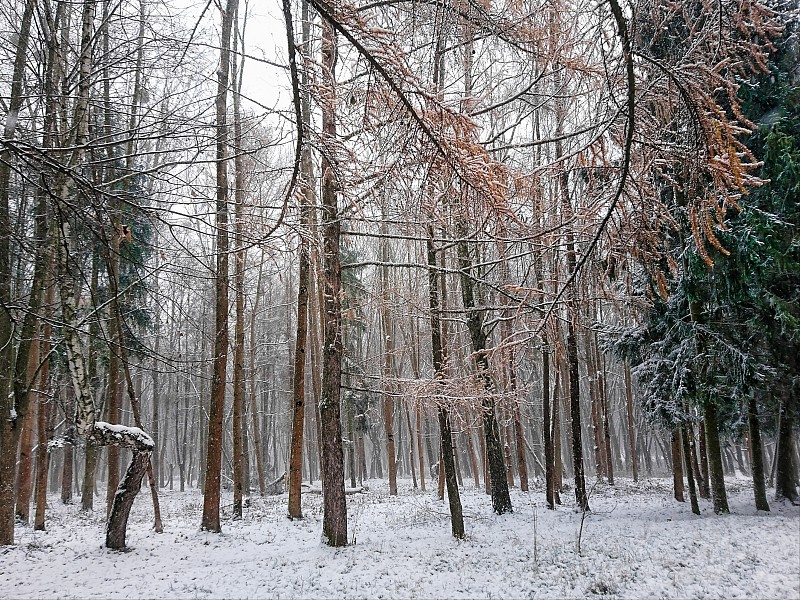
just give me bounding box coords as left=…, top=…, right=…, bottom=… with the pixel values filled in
left=301, top=483, right=366, bottom=495
left=89, top=421, right=154, bottom=452
left=264, top=472, right=286, bottom=495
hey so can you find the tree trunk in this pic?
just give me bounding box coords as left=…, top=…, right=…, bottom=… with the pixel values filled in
left=287, top=0, right=315, bottom=519
left=698, top=420, right=711, bottom=498
left=81, top=251, right=101, bottom=511
left=106, top=229, right=122, bottom=516
left=151, top=316, right=161, bottom=490
left=595, top=339, right=614, bottom=485
left=456, top=231, right=512, bottom=515
left=428, top=228, right=464, bottom=538
left=249, top=261, right=267, bottom=495
left=566, top=313, right=588, bottom=510
left=318, top=18, right=347, bottom=547
left=542, top=341, right=555, bottom=509
left=588, top=338, right=605, bottom=481
left=671, top=428, right=685, bottom=502
left=558, top=127, right=588, bottom=511
left=454, top=9, right=510, bottom=514
left=61, top=393, right=75, bottom=504
left=775, top=397, right=799, bottom=504
left=231, top=9, right=247, bottom=520
left=552, top=369, right=563, bottom=502
left=623, top=362, right=638, bottom=481
left=681, top=426, right=700, bottom=515
left=416, top=409, right=426, bottom=492
left=34, top=385, right=50, bottom=531
left=405, top=406, right=417, bottom=489
left=201, top=0, right=238, bottom=533
left=106, top=451, right=149, bottom=550
left=15, top=337, right=39, bottom=523
left=0, top=0, right=37, bottom=546
left=33, top=266, right=56, bottom=531
left=686, top=424, right=702, bottom=498
left=288, top=216, right=310, bottom=515
left=512, top=401, right=528, bottom=492
left=704, top=402, right=730, bottom=514
left=381, top=224, right=398, bottom=496
left=747, top=396, right=769, bottom=511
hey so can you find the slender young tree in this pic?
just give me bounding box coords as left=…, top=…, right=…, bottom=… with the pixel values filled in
left=231, top=4, right=247, bottom=522
left=381, top=220, right=398, bottom=496
left=287, top=0, right=315, bottom=518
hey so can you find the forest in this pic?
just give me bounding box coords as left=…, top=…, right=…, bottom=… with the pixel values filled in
left=0, top=0, right=798, bottom=596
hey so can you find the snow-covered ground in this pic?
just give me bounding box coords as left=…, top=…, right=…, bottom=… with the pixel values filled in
left=2, top=477, right=798, bottom=599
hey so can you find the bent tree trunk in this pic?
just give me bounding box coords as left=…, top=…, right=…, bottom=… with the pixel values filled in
left=59, top=217, right=154, bottom=550
left=89, top=426, right=154, bottom=550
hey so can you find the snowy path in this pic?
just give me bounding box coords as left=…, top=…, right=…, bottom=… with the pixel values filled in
left=1, top=477, right=798, bottom=599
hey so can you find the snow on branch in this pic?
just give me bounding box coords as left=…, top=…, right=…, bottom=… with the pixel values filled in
left=89, top=421, right=155, bottom=453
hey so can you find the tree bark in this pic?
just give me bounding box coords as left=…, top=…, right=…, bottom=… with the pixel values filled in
left=416, top=408, right=427, bottom=491
left=151, top=310, right=161, bottom=490
left=33, top=264, right=56, bottom=531
left=0, top=0, right=37, bottom=546
left=231, top=7, right=247, bottom=520
left=552, top=368, right=563, bottom=502
left=456, top=231, right=512, bottom=515
left=543, top=340, right=555, bottom=509
left=80, top=250, right=101, bottom=511
left=381, top=223, right=398, bottom=496
left=318, top=18, right=347, bottom=547
left=595, top=337, right=614, bottom=485
left=671, top=428, right=685, bottom=502
left=61, top=391, right=75, bottom=504
left=15, top=337, right=40, bottom=522
left=106, top=451, right=150, bottom=550
left=287, top=0, right=315, bottom=519
left=747, top=396, right=769, bottom=510
left=249, top=260, right=267, bottom=495
left=681, top=425, right=701, bottom=515
left=427, top=228, right=464, bottom=538
left=405, top=406, right=417, bottom=489
left=33, top=383, right=50, bottom=531
left=556, top=84, right=589, bottom=510
left=201, top=0, right=238, bottom=533
left=698, top=420, right=711, bottom=498
left=623, top=362, right=638, bottom=481
left=105, top=229, right=122, bottom=516
left=687, top=424, right=702, bottom=497
left=704, top=402, right=730, bottom=514
left=775, top=396, right=799, bottom=504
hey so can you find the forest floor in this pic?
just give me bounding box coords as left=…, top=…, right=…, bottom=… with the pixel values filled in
left=1, top=475, right=798, bottom=599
